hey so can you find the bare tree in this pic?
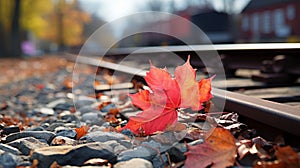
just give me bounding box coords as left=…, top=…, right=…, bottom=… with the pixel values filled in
left=147, top=0, right=163, bottom=11
left=10, top=0, right=22, bottom=57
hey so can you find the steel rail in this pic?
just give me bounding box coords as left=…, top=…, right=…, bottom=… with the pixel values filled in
left=100, top=43, right=300, bottom=76
left=103, top=43, right=300, bottom=55
left=68, top=54, right=300, bottom=137
left=212, top=88, right=300, bottom=137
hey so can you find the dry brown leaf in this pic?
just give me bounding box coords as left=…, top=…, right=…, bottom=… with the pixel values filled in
left=184, top=127, right=237, bottom=168
left=275, top=146, right=300, bottom=168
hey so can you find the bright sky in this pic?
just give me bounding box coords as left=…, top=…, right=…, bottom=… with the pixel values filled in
left=79, top=0, right=146, bottom=21
left=79, top=0, right=251, bottom=39
left=80, top=0, right=251, bottom=22
left=96, top=0, right=144, bottom=21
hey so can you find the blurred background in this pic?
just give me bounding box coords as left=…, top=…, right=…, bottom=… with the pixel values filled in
left=1, top=0, right=299, bottom=57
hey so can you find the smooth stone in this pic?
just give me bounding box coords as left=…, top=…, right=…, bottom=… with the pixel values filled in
left=64, top=123, right=78, bottom=128
left=80, top=131, right=126, bottom=143
left=5, top=131, right=56, bottom=144
left=117, top=141, right=162, bottom=162
left=81, top=112, right=104, bottom=126
left=31, top=142, right=117, bottom=168
left=62, top=166, right=110, bottom=168
left=26, top=126, right=45, bottom=131
left=41, top=123, right=50, bottom=129
left=54, top=126, right=71, bottom=133
left=0, top=153, right=17, bottom=168
left=56, top=130, right=77, bottom=139
left=39, top=107, right=55, bottom=115
left=78, top=106, right=99, bottom=114
left=87, top=125, right=102, bottom=132
left=47, top=122, right=65, bottom=132
left=152, top=153, right=168, bottom=168
left=75, top=97, right=96, bottom=108
left=114, top=158, right=153, bottom=168
left=100, top=103, right=116, bottom=113
left=0, top=144, right=21, bottom=155
left=119, top=140, right=133, bottom=149
left=102, top=140, right=128, bottom=155
left=7, top=137, right=48, bottom=155
left=61, top=114, right=80, bottom=124
left=120, top=129, right=133, bottom=138
left=166, top=145, right=186, bottom=163
left=101, top=122, right=111, bottom=128
left=59, top=110, right=72, bottom=118
left=117, top=147, right=153, bottom=162
left=51, top=136, right=77, bottom=146
left=17, top=161, right=32, bottom=167
left=46, top=99, right=67, bottom=108
left=53, top=102, right=74, bottom=111
left=2, top=126, right=20, bottom=135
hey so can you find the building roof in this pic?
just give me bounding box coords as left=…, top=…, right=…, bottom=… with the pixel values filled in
left=191, top=11, right=230, bottom=32
left=243, top=0, right=296, bottom=12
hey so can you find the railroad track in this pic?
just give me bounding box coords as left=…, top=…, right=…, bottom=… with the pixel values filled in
left=96, top=43, right=300, bottom=83
left=66, top=43, right=300, bottom=147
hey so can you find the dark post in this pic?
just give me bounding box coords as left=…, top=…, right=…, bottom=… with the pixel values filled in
left=57, top=0, right=65, bottom=51
left=10, top=0, right=21, bottom=57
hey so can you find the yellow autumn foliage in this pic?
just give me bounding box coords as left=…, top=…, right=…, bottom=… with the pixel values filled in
left=0, top=0, right=91, bottom=46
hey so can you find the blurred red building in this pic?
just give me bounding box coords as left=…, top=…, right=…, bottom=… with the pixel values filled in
left=239, top=0, right=300, bottom=42
left=119, top=7, right=234, bottom=47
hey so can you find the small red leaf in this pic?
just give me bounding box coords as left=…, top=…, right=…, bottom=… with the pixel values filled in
left=129, top=90, right=151, bottom=110
left=199, top=76, right=214, bottom=102
left=75, top=125, right=88, bottom=139
left=123, top=108, right=178, bottom=135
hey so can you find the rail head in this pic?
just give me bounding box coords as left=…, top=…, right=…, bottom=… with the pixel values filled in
left=104, top=43, right=300, bottom=55
left=213, top=88, right=300, bottom=136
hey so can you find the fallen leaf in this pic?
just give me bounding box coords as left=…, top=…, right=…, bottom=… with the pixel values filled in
left=98, top=101, right=112, bottom=110
left=124, top=107, right=178, bottom=135
left=1, top=116, right=19, bottom=126
left=165, top=122, right=187, bottom=132
left=129, top=90, right=151, bottom=110
left=275, top=146, right=300, bottom=168
left=254, top=146, right=300, bottom=168
left=123, top=56, right=213, bottom=135
left=184, top=127, right=236, bottom=168
left=174, top=56, right=213, bottom=110
left=105, top=114, right=119, bottom=124
left=35, top=83, right=45, bottom=90
left=63, top=77, right=73, bottom=89
left=75, top=125, right=88, bottom=139
left=107, top=108, right=120, bottom=116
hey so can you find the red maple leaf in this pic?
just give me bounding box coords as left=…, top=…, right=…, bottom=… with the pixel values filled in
left=123, top=56, right=213, bottom=135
